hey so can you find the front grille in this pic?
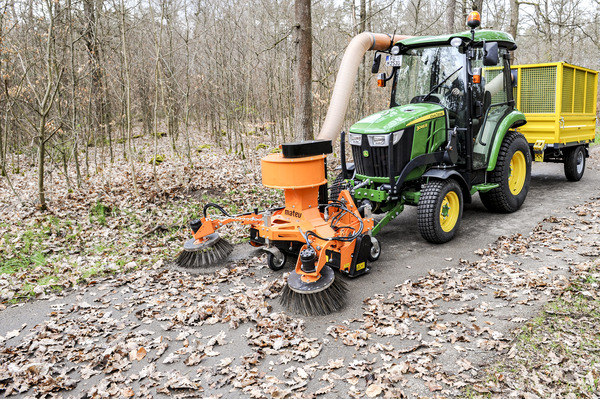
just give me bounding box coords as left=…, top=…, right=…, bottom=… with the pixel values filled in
left=350, top=130, right=413, bottom=178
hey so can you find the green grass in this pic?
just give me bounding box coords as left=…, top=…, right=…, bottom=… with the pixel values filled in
left=89, top=200, right=116, bottom=226
left=80, top=265, right=101, bottom=280
left=37, top=275, right=58, bottom=286
left=0, top=258, right=30, bottom=275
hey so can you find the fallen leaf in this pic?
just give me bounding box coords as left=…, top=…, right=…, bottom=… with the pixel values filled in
left=135, top=347, right=147, bottom=361
left=365, top=384, right=383, bottom=397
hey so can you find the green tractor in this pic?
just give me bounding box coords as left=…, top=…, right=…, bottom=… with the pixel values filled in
left=334, top=15, right=531, bottom=244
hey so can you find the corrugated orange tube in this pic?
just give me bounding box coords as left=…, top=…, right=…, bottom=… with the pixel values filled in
left=316, top=32, right=412, bottom=143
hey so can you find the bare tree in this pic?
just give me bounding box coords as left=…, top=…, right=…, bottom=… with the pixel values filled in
left=294, top=0, right=313, bottom=141
left=118, top=0, right=140, bottom=197
left=447, top=0, right=457, bottom=31
left=506, top=0, right=516, bottom=38
left=31, top=0, right=63, bottom=210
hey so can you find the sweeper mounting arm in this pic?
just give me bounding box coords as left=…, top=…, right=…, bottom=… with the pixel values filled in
left=189, top=208, right=264, bottom=245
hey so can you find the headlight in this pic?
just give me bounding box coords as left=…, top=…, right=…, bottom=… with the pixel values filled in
left=367, top=130, right=404, bottom=147
left=393, top=130, right=404, bottom=145
left=348, top=133, right=362, bottom=146
left=370, top=135, right=387, bottom=146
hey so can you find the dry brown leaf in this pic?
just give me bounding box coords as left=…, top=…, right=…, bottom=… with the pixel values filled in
left=424, top=381, right=442, bottom=392
left=365, top=384, right=383, bottom=397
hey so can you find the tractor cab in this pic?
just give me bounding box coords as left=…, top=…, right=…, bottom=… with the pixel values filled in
left=374, top=28, right=522, bottom=171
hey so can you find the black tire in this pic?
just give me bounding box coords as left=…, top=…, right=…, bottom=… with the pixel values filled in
left=368, top=236, right=381, bottom=262
left=417, top=179, right=463, bottom=244
left=267, top=251, right=287, bottom=271
left=563, top=145, right=586, bottom=182
left=329, top=172, right=348, bottom=201
left=480, top=131, right=531, bottom=213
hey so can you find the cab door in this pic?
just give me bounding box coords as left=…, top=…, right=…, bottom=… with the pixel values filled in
left=471, top=48, right=512, bottom=169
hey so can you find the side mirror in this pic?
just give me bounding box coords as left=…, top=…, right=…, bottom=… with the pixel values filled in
left=371, top=53, right=382, bottom=74
left=483, top=42, right=499, bottom=66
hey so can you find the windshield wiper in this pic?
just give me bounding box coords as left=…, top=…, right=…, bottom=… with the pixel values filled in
left=422, top=66, right=463, bottom=102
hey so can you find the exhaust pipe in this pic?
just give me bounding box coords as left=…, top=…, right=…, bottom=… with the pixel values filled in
left=317, top=32, right=412, bottom=143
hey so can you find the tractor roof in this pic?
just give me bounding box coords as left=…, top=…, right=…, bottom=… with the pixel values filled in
left=398, top=30, right=517, bottom=51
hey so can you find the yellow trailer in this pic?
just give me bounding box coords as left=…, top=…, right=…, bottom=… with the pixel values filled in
left=512, top=62, right=598, bottom=181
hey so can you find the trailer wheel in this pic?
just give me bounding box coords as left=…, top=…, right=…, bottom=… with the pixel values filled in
left=418, top=179, right=463, bottom=244
left=267, top=251, right=287, bottom=271
left=480, top=132, right=531, bottom=213
left=564, top=146, right=586, bottom=182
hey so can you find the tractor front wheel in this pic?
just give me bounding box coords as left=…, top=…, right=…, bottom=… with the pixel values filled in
left=417, top=179, right=463, bottom=244
left=563, top=145, right=586, bottom=182
left=480, top=131, right=531, bottom=213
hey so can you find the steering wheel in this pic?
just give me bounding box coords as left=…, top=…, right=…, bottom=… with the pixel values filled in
left=439, top=90, right=460, bottom=127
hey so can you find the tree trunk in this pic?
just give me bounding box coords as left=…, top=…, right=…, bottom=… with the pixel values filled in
left=119, top=0, right=139, bottom=197
left=37, top=115, right=47, bottom=209
left=446, top=0, right=456, bottom=32
left=509, top=0, right=519, bottom=39
left=294, top=0, right=313, bottom=141
left=36, top=0, right=61, bottom=210
left=356, top=0, right=367, bottom=117
left=68, top=0, right=82, bottom=188
left=151, top=1, right=165, bottom=191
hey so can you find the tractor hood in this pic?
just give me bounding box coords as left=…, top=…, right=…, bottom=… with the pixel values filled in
left=349, top=103, right=445, bottom=134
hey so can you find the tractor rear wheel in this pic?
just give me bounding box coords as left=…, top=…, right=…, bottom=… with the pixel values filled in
left=480, top=131, right=531, bottom=213
left=563, top=145, right=586, bottom=181
left=418, top=179, right=463, bottom=244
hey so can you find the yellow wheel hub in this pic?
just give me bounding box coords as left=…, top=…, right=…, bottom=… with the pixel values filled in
left=508, top=151, right=526, bottom=195
left=440, top=191, right=459, bottom=233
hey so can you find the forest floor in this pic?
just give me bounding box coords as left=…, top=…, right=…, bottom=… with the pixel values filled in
left=0, top=131, right=599, bottom=398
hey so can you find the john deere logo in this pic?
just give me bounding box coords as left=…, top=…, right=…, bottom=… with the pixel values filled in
left=416, top=123, right=428, bottom=132
left=363, top=150, right=369, bottom=157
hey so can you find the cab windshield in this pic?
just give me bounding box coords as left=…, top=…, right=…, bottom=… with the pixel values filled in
left=393, top=46, right=466, bottom=126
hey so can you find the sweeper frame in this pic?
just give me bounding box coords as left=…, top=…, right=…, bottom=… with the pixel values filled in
left=175, top=140, right=381, bottom=316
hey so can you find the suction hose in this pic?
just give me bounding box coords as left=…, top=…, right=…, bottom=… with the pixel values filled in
left=316, top=32, right=412, bottom=143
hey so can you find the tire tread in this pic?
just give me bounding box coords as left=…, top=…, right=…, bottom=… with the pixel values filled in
left=563, top=146, right=585, bottom=182
left=417, top=179, right=462, bottom=244
left=480, top=131, right=531, bottom=213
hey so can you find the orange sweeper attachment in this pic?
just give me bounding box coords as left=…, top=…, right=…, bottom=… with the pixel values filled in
left=175, top=140, right=380, bottom=316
